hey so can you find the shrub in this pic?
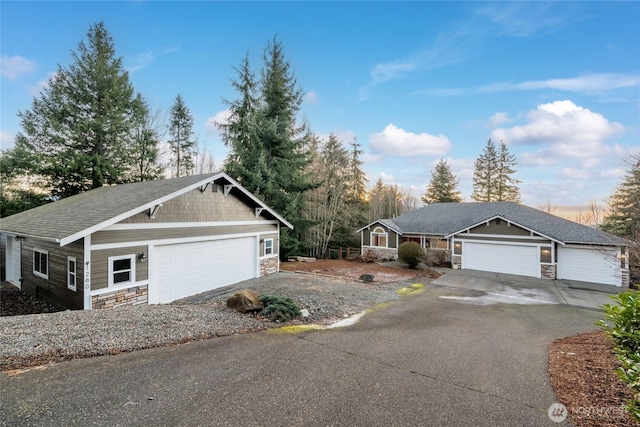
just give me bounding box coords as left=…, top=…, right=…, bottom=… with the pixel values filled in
left=259, top=294, right=301, bottom=322
left=596, top=290, right=640, bottom=421
left=398, top=242, right=426, bottom=269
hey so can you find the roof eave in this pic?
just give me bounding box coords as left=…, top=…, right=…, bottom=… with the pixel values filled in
left=444, top=214, right=564, bottom=244
left=59, top=172, right=293, bottom=246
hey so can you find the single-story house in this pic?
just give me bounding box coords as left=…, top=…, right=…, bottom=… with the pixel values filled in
left=358, top=202, right=630, bottom=287
left=1, top=172, right=292, bottom=310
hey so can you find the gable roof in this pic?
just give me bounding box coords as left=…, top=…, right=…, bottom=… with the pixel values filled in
left=361, top=202, right=627, bottom=246
left=0, top=172, right=293, bottom=246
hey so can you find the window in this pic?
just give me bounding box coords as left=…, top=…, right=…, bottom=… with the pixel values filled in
left=67, top=257, right=77, bottom=291
left=540, top=247, right=552, bottom=263
left=371, top=227, right=387, bottom=247
left=108, top=255, right=136, bottom=287
left=33, top=249, right=48, bottom=279
left=453, top=241, right=462, bottom=255
left=265, top=238, right=274, bottom=256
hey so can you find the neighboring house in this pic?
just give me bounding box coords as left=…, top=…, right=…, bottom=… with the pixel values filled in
left=358, top=202, right=630, bottom=287
left=0, top=172, right=292, bottom=310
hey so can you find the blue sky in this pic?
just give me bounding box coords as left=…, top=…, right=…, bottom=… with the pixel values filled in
left=1, top=1, right=639, bottom=210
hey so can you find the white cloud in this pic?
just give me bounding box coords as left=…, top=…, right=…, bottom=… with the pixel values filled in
left=489, top=112, right=513, bottom=127
left=126, top=45, right=181, bottom=74
left=492, top=100, right=624, bottom=153
left=378, top=171, right=397, bottom=184
left=369, top=124, right=451, bottom=157
left=304, top=90, right=319, bottom=104
left=0, top=131, right=15, bottom=150
left=557, top=168, right=594, bottom=180
left=206, top=109, right=232, bottom=138
left=417, top=73, right=640, bottom=98
left=1, top=55, right=36, bottom=80
left=481, top=73, right=640, bottom=95
left=473, top=2, right=580, bottom=37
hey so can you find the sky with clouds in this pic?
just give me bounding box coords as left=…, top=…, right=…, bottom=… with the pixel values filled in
left=1, top=1, right=638, bottom=209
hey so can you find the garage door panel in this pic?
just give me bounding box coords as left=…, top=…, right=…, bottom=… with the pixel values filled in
left=462, top=242, right=539, bottom=278
left=153, top=237, right=257, bottom=304
left=558, top=247, right=620, bottom=286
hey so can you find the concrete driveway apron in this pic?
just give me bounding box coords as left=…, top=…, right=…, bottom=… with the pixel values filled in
left=1, top=280, right=604, bottom=426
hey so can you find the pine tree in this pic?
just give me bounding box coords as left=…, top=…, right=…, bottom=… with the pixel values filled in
left=602, top=154, right=640, bottom=239
left=471, top=139, right=499, bottom=202
left=495, top=142, right=521, bottom=202
left=422, top=158, right=462, bottom=204
left=167, top=94, right=196, bottom=177
left=12, top=21, right=139, bottom=198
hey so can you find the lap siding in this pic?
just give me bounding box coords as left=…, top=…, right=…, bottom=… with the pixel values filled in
left=21, top=238, right=84, bottom=310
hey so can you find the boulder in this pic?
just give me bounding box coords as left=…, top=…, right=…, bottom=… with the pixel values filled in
left=359, top=274, right=374, bottom=283
left=226, top=290, right=264, bottom=313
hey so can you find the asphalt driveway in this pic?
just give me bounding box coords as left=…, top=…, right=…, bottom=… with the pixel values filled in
left=1, top=276, right=605, bottom=426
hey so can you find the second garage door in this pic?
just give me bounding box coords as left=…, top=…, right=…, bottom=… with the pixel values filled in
left=462, top=242, right=539, bottom=278
left=557, top=246, right=621, bottom=286
left=152, top=237, right=257, bottom=304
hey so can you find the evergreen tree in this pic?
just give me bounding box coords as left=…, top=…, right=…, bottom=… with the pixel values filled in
left=167, top=94, right=196, bottom=177
left=471, top=139, right=499, bottom=202
left=346, top=139, right=368, bottom=203
left=602, top=154, right=640, bottom=239
left=422, top=158, right=462, bottom=204
left=495, top=142, right=521, bottom=202
left=472, top=139, right=521, bottom=202
left=12, top=21, right=139, bottom=198
left=221, top=37, right=315, bottom=259
left=129, top=94, right=165, bottom=181
left=219, top=53, right=270, bottom=195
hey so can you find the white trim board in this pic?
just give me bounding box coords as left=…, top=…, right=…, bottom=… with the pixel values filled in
left=90, top=231, right=268, bottom=251
left=104, top=220, right=279, bottom=230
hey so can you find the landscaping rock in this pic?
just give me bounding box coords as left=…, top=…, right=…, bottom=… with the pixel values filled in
left=226, top=290, right=264, bottom=313
left=359, top=274, right=375, bottom=283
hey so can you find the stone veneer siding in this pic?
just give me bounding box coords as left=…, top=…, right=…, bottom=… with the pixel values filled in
left=362, top=247, right=397, bottom=261
left=541, top=264, right=556, bottom=280
left=92, top=284, right=148, bottom=309
left=260, top=257, right=279, bottom=276
left=451, top=255, right=462, bottom=269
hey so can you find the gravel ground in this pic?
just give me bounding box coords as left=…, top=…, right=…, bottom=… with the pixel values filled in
left=0, top=271, right=422, bottom=371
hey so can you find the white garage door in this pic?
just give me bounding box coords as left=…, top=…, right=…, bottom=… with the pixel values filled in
left=558, top=246, right=621, bottom=286
left=462, top=242, right=539, bottom=278
left=153, top=237, right=257, bottom=304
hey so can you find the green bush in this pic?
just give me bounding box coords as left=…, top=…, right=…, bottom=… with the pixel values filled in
left=259, top=294, right=301, bottom=322
left=398, top=242, right=426, bottom=269
left=596, top=290, right=640, bottom=421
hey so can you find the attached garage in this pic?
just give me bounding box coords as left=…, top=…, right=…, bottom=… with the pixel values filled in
left=558, top=246, right=622, bottom=287
left=152, top=237, right=257, bottom=304
left=462, top=241, right=540, bottom=278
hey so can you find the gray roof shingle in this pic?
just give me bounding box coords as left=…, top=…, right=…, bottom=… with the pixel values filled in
left=377, top=202, right=627, bottom=246
left=0, top=173, right=292, bottom=245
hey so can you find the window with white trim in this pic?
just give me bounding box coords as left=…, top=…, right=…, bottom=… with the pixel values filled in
left=371, top=227, right=388, bottom=247
left=264, top=238, right=274, bottom=255
left=33, top=249, right=49, bottom=279
left=108, top=255, right=136, bottom=287
left=67, top=256, right=77, bottom=291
